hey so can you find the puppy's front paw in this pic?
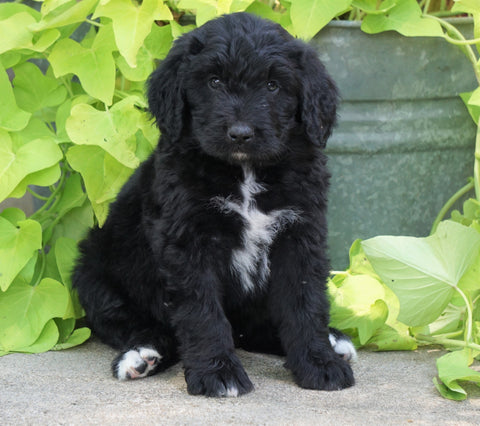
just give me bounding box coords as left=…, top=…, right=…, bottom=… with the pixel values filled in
left=293, top=355, right=354, bottom=391
left=185, top=354, right=254, bottom=397
left=112, top=347, right=163, bottom=380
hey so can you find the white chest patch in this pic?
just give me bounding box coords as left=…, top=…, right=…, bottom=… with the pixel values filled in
left=214, top=165, right=299, bottom=292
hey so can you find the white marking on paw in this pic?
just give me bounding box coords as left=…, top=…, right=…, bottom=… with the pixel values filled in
left=226, top=386, right=239, bottom=397
left=329, top=333, right=357, bottom=362
left=214, top=165, right=299, bottom=292
left=116, top=347, right=162, bottom=380
left=329, top=333, right=337, bottom=347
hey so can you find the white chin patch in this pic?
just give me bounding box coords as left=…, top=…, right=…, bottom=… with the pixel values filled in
left=115, top=347, right=162, bottom=380
left=329, top=333, right=357, bottom=362
left=231, top=152, right=249, bottom=161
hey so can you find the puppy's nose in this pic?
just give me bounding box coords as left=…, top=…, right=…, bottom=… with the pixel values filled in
left=228, top=123, right=254, bottom=143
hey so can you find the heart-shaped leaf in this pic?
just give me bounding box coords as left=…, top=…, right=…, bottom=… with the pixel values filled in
left=290, top=0, right=352, bottom=40
left=0, top=278, right=70, bottom=352
left=362, top=221, right=480, bottom=327
left=0, top=217, right=42, bottom=291
left=93, top=0, right=172, bottom=68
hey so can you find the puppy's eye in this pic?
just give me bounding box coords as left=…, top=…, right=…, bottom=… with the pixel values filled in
left=209, top=77, right=222, bottom=89
left=267, top=81, right=278, bottom=92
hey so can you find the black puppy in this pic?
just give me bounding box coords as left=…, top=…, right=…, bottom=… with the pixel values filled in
left=73, top=12, right=355, bottom=397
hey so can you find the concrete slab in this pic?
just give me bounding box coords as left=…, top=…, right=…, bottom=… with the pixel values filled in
left=1, top=339, right=479, bottom=425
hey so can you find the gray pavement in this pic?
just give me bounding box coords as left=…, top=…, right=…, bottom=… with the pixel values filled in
left=2, top=339, right=479, bottom=425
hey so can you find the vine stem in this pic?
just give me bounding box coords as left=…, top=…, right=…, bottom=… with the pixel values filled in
left=426, top=14, right=480, bottom=85
left=475, top=123, right=480, bottom=200
left=330, top=270, right=349, bottom=276
left=416, top=335, right=480, bottom=352
left=430, top=180, right=474, bottom=234
left=423, top=0, right=432, bottom=14
left=455, top=286, right=474, bottom=343
left=426, top=14, right=480, bottom=200
left=30, top=163, right=67, bottom=221
left=31, top=249, right=46, bottom=288
left=442, top=35, right=480, bottom=46
left=27, top=187, right=50, bottom=201
left=86, top=18, right=103, bottom=27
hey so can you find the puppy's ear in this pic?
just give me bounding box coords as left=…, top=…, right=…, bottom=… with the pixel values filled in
left=147, top=34, right=203, bottom=142
left=295, top=47, right=338, bottom=148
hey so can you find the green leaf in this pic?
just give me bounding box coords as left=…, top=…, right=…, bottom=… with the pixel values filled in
left=290, top=0, right=352, bottom=40
left=365, top=323, right=417, bottom=351
left=12, top=319, right=59, bottom=354
left=362, top=221, right=480, bottom=327
left=463, top=199, right=480, bottom=222
left=352, top=0, right=396, bottom=14
left=230, top=0, right=256, bottom=12
left=49, top=24, right=116, bottom=105
left=54, top=237, right=82, bottom=318
left=8, top=165, right=61, bottom=200
left=178, top=0, right=220, bottom=27
left=11, top=252, right=38, bottom=288
left=435, top=349, right=480, bottom=400
left=0, top=9, right=60, bottom=54
left=54, top=174, right=87, bottom=220
left=137, top=112, right=159, bottom=152
left=458, top=250, right=480, bottom=296
left=0, top=62, right=31, bottom=131
left=11, top=116, right=58, bottom=144
left=48, top=199, right=93, bottom=245
left=0, top=129, right=63, bottom=202
left=66, top=99, right=142, bottom=169
left=0, top=278, right=70, bottom=352
left=452, top=0, right=480, bottom=20
left=412, top=304, right=464, bottom=338
left=30, top=0, right=97, bottom=31
left=54, top=317, right=75, bottom=344
left=0, top=12, right=35, bottom=54
left=328, top=274, right=389, bottom=345
left=52, top=327, right=91, bottom=350
left=66, top=145, right=134, bottom=225
left=169, top=20, right=196, bottom=39
left=348, top=239, right=380, bottom=277
left=144, top=23, right=174, bottom=60
left=93, top=0, right=172, bottom=68
left=13, top=62, right=67, bottom=113
left=361, top=0, right=444, bottom=37
left=0, top=2, right=40, bottom=20
left=460, top=91, right=480, bottom=125
left=5, top=118, right=62, bottom=198
left=115, top=47, right=155, bottom=82
left=248, top=2, right=294, bottom=33
left=1, top=207, right=26, bottom=224
left=0, top=217, right=42, bottom=291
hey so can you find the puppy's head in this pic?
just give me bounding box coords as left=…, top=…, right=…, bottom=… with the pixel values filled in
left=148, top=13, right=337, bottom=163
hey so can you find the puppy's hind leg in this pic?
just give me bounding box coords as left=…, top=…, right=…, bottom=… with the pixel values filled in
left=113, top=344, right=172, bottom=380
left=75, top=279, right=178, bottom=380
left=74, top=255, right=179, bottom=380
left=104, top=314, right=179, bottom=381
left=329, top=327, right=357, bottom=362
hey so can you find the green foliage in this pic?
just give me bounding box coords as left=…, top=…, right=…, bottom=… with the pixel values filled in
left=361, top=0, right=444, bottom=36
left=328, top=241, right=417, bottom=351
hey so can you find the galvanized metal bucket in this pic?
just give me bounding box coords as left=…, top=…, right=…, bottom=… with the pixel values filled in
left=313, top=19, right=477, bottom=269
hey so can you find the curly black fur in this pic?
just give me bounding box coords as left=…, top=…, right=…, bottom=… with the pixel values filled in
left=73, top=12, right=354, bottom=397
